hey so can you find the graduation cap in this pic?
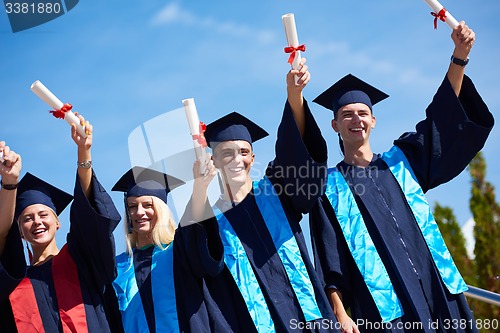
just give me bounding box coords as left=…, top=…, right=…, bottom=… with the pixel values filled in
left=112, top=166, right=184, bottom=204
left=15, top=173, right=73, bottom=221
left=313, top=74, right=389, bottom=116
left=204, top=112, right=269, bottom=149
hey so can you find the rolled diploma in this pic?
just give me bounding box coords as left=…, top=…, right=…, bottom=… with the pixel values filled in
left=182, top=98, right=207, bottom=174
left=0, top=151, right=4, bottom=163
left=282, top=13, right=302, bottom=84
left=30, top=80, right=87, bottom=138
left=424, top=0, right=459, bottom=29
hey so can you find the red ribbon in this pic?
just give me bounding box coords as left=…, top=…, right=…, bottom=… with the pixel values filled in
left=49, top=103, right=72, bottom=119
left=284, top=44, right=306, bottom=64
left=430, top=8, right=447, bottom=29
left=192, top=121, right=207, bottom=147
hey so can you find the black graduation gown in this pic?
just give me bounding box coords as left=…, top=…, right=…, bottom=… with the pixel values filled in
left=0, top=171, right=122, bottom=333
left=310, top=75, right=494, bottom=333
left=0, top=224, right=26, bottom=302
left=0, top=224, right=26, bottom=332
left=175, top=101, right=341, bottom=332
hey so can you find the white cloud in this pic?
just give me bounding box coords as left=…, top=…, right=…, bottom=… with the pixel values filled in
left=150, top=2, right=276, bottom=45
left=151, top=2, right=195, bottom=25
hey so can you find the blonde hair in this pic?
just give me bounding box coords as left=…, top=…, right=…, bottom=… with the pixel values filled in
left=124, top=196, right=177, bottom=254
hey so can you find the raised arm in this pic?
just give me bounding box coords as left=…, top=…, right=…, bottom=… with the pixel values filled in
left=447, top=21, right=474, bottom=96
left=286, top=58, right=311, bottom=138
left=176, top=155, right=223, bottom=278
left=67, top=114, right=121, bottom=286
left=71, top=114, right=93, bottom=198
left=0, top=141, right=22, bottom=256
left=269, top=58, right=327, bottom=214
left=395, top=22, right=493, bottom=191
left=190, top=155, right=217, bottom=224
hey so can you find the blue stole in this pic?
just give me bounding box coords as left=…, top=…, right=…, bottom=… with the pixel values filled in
left=214, top=177, right=322, bottom=331
left=113, top=244, right=179, bottom=332
left=325, top=145, right=467, bottom=322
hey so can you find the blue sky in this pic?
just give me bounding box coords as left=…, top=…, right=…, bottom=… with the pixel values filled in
left=1, top=0, right=499, bottom=255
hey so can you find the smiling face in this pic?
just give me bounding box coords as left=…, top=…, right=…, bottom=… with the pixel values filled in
left=332, top=102, right=376, bottom=149
left=18, top=204, right=59, bottom=249
left=127, top=196, right=157, bottom=236
left=212, top=140, right=254, bottom=187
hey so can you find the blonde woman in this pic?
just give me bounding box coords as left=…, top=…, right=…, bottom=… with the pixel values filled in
left=1, top=116, right=123, bottom=332
left=112, top=167, right=183, bottom=333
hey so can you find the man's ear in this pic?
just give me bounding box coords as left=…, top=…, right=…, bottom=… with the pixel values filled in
left=331, top=119, right=339, bottom=133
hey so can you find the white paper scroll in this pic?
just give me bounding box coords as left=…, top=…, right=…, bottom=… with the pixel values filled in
left=182, top=98, right=207, bottom=174
left=0, top=151, right=4, bottom=163
left=30, top=80, right=87, bottom=138
left=424, top=0, right=459, bottom=29
left=282, top=13, right=303, bottom=84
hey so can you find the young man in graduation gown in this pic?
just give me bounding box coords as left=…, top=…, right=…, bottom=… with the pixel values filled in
left=0, top=141, right=24, bottom=303
left=0, top=116, right=123, bottom=332
left=309, top=22, right=494, bottom=333
left=175, top=59, right=340, bottom=332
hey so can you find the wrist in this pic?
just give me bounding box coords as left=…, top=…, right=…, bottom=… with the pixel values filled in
left=451, top=54, right=469, bottom=67
left=77, top=160, right=92, bottom=169
left=1, top=179, right=18, bottom=190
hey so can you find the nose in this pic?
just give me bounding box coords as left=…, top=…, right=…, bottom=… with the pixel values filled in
left=33, top=216, right=43, bottom=225
left=233, top=152, right=244, bottom=162
left=351, top=112, right=361, bottom=122
left=136, top=204, right=146, bottom=215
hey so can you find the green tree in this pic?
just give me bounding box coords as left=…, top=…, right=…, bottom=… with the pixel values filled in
left=469, top=152, right=500, bottom=325
left=433, top=203, right=476, bottom=285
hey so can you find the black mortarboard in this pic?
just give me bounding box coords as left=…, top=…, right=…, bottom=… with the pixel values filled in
left=15, top=173, right=73, bottom=220
left=313, top=74, right=389, bottom=116
left=112, top=167, right=184, bottom=204
left=204, top=112, right=269, bottom=149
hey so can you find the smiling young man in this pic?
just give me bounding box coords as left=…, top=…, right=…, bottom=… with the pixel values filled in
left=309, top=22, right=494, bottom=333
left=175, top=59, right=341, bottom=332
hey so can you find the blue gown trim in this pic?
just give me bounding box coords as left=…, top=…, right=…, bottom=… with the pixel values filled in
left=214, top=176, right=323, bottom=330
left=381, top=146, right=468, bottom=294
left=325, top=146, right=469, bottom=322
left=113, top=244, right=179, bottom=332
left=325, top=169, right=403, bottom=322
left=213, top=206, right=275, bottom=332
left=253, top=177, right=322, bottom=322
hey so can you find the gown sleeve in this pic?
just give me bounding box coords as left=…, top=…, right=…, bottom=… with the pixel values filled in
left=67, top=170, right=122, bottom=287
left=0, top=224, right=26, bottom=302
left=176, top=198, right=224, bottom=279
left=267, top=99, right=328, bottom=217
left=395, top=75, right=494, bottom=192
left=309, top=195, right=356, bottom=307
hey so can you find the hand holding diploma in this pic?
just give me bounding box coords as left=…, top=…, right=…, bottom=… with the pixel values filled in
left=424, top=0, right=459, bottom=29
left=30, top=80, right=88, bottom=138
left=282, top=13, right=305, bottom=84
left=183, top=98, right=208, bottom=175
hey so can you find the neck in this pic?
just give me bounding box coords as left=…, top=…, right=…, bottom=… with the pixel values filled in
left=343, top=142, right=373, bottom=167
left=136, top=233, right=154, bottom=249
left=31, top=240, right=59, bottom=266
left=222, top=177, right=252, bottom=203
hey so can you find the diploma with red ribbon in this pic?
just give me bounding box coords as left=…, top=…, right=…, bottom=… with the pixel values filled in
left=182, top=98, right=207, bottom=174
left=30, top=80, right=87, bottom=138
left=282, top=13, right=305, bottom=84
left=424, top=0, right=459, bottom=29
